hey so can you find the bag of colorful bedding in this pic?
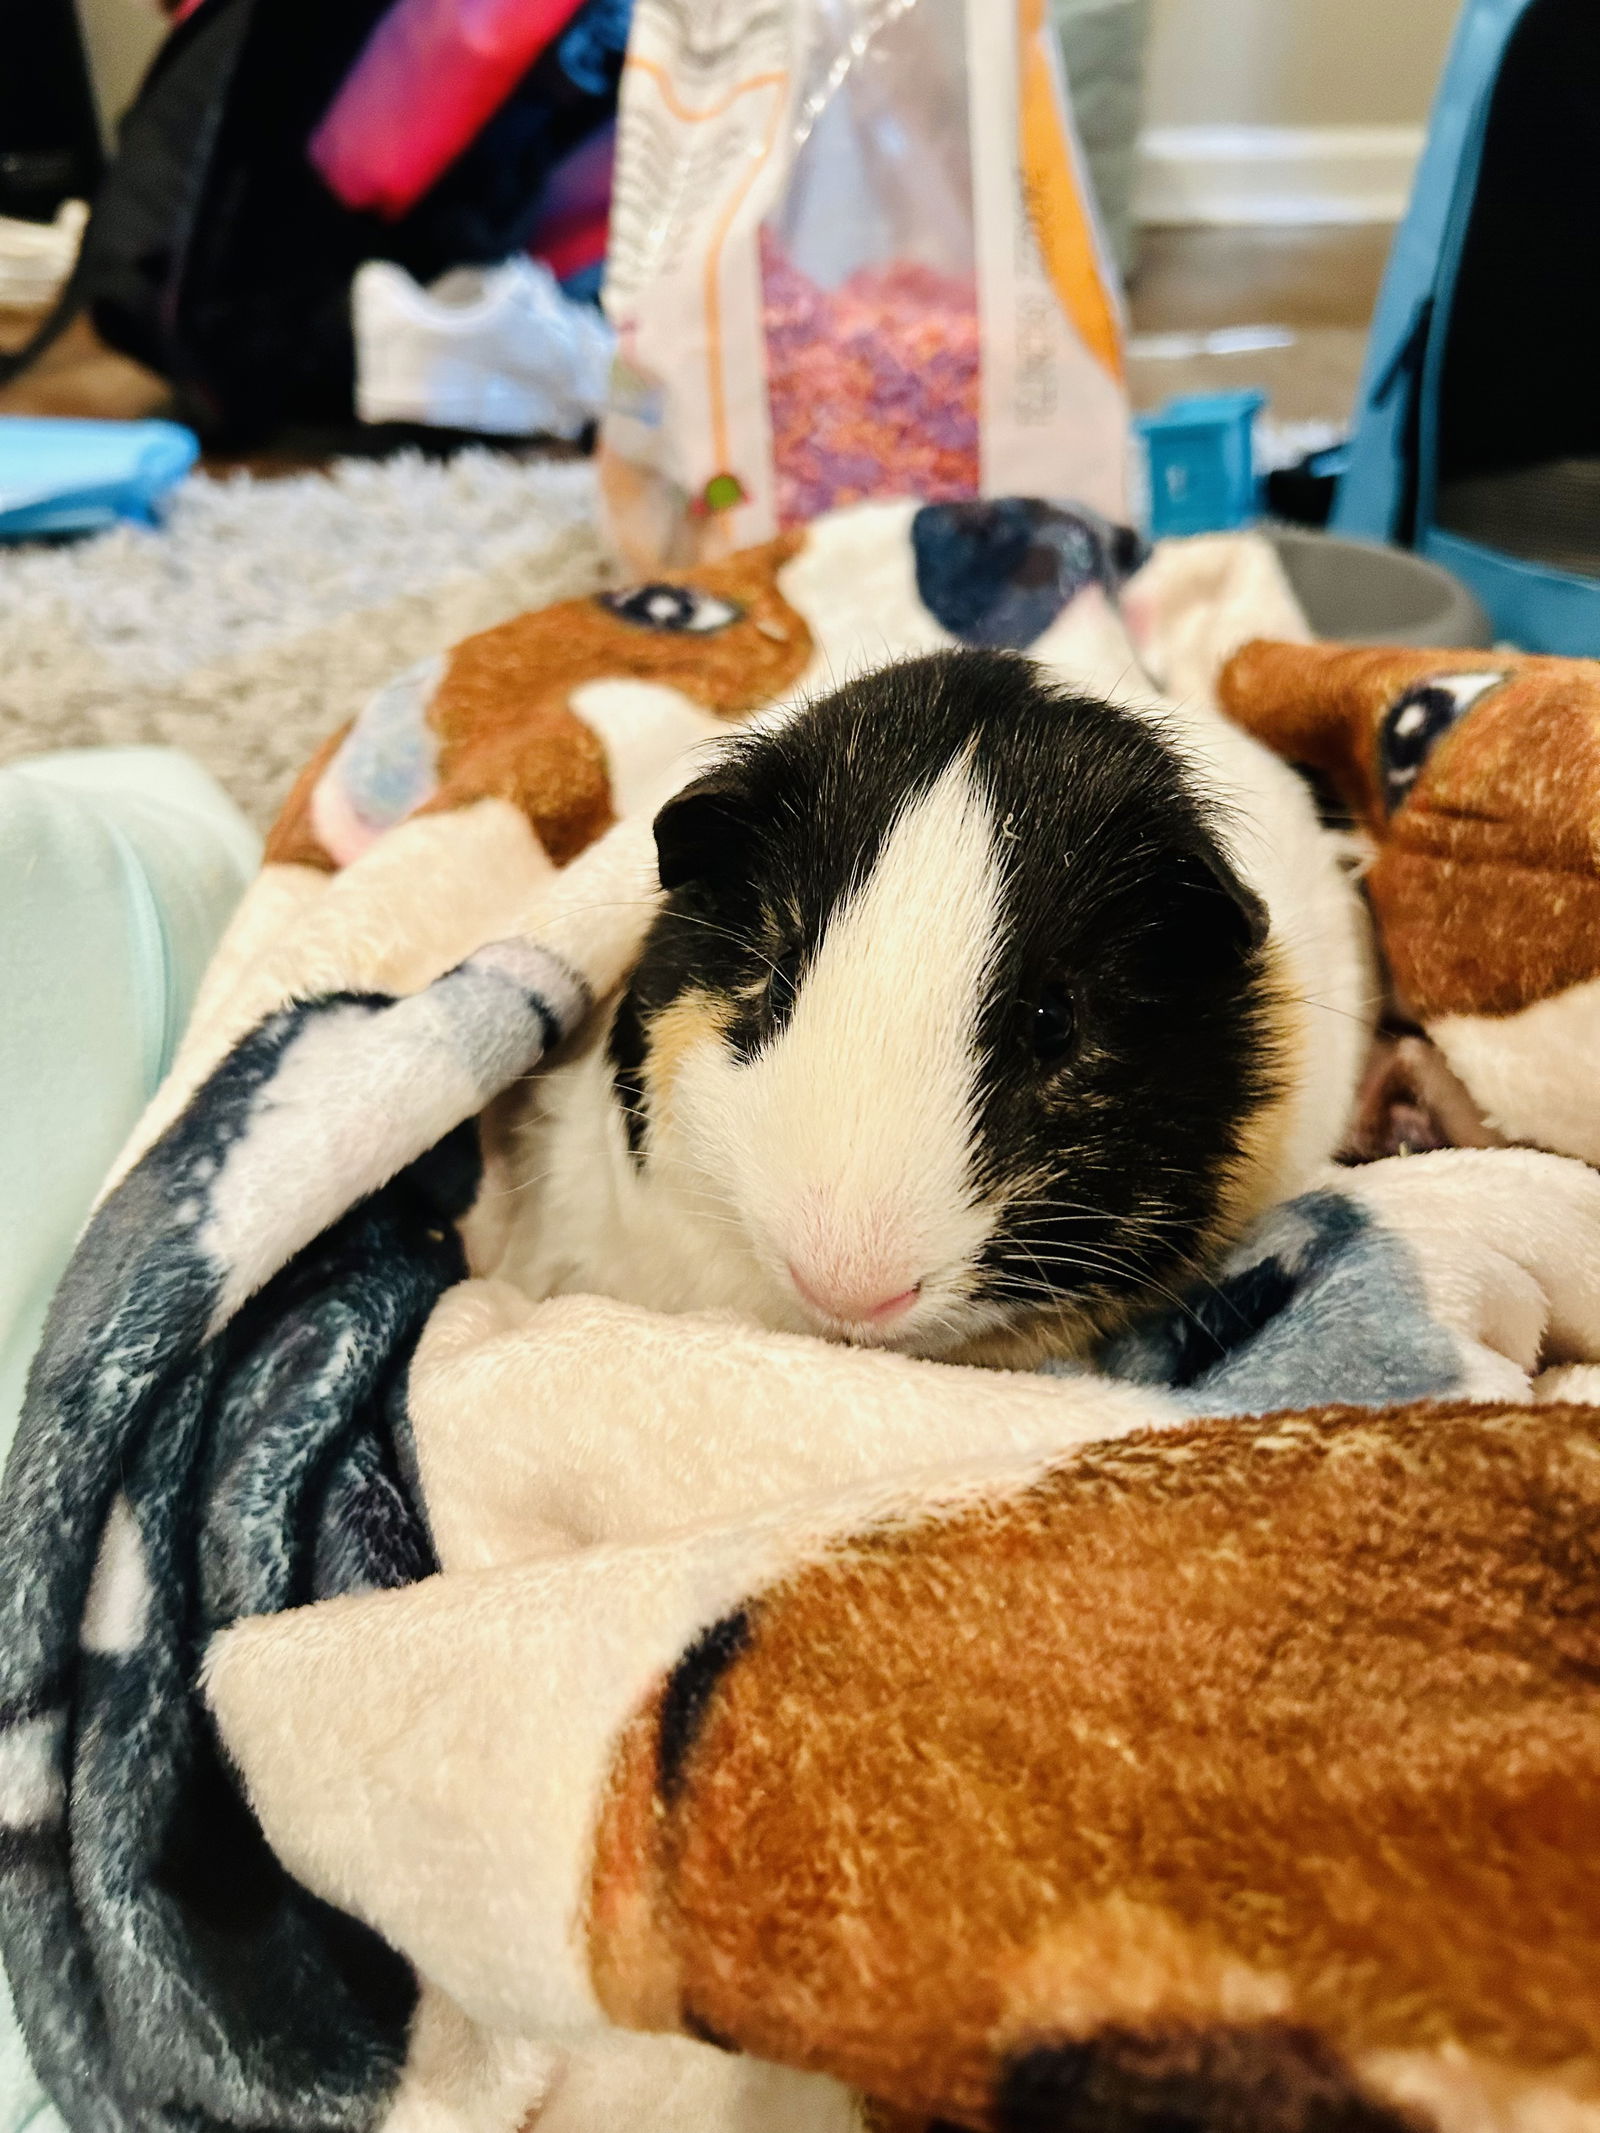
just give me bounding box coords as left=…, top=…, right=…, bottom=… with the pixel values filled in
left=599, top=0, right=1130, bottom=567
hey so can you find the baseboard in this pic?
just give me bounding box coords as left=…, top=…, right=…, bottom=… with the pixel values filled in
left=1135, top=124, right=1423, bottom=226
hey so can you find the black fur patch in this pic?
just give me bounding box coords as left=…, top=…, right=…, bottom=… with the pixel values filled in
left=997, top=2024, right=1417, bottom=2133
left=615, top=649, right=1281, bottom=1340
left=607, top=985, right=650, bottom=1161
left=658, top=1608, right=753, bottom=1806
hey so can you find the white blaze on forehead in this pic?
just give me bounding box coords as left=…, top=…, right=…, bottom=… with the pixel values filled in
left=678, top=754, right=1004, bottom=1293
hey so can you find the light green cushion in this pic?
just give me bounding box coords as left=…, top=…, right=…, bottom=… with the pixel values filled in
left=0, top=745, right=258, bottom=1456
left=0, top=746, right=257, bottom=2133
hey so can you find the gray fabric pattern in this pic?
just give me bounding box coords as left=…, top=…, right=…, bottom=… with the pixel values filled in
left=0, top=944, right=590, bottom=2133
left=1095, top=1189, right=1465, bottom=1414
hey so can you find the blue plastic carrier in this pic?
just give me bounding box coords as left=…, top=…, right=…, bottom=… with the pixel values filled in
left=1335, top=0, right=1600, bottom=653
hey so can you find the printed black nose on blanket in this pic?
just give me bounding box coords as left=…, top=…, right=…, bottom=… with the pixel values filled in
left=0, top=943, right=590, bottom=2133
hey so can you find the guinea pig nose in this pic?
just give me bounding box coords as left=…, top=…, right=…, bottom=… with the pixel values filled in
left=787, top=1263, right=921, bottom=1325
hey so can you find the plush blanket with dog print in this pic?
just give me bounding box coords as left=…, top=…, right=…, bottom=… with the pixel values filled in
left=7, top=502, right=1600, bottom=2133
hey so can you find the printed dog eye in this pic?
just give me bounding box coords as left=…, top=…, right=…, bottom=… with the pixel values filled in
left=599, top=582, right=743, bottom=634
left=1028, top=982, right=1078, bottom=1067
left=1379, top=670, right=1505, bottom=812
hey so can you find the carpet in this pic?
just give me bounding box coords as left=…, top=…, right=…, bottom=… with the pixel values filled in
left=0, top=451, right=610, bottom=828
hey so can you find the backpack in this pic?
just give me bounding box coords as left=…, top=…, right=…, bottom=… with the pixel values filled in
left=1, top=0, right=626, bottom=442
left=1335, top=0, right=1600, bottom=653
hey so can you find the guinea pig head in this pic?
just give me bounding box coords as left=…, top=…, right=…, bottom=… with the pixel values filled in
left=608, top=649, right=1284, bottom=1363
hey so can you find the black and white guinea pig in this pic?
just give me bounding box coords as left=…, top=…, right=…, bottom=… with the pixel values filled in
left=503, top=647, right=1365, bottom=1367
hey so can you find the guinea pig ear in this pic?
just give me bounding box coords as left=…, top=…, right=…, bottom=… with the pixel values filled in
left=652, top=762, right=753, bottom=892
left=1171, top=841, right=1271, bottom=964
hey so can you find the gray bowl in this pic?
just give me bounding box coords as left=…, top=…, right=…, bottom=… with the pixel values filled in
left=1263, top=526, right=1493, bottom=649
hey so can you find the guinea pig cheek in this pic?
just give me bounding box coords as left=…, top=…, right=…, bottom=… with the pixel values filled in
left=665, top=1008, right=997, bottom=1349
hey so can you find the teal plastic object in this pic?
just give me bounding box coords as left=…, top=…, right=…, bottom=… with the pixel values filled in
left=1333, top=0, right=1600, bottom=651
left=1334, top=0, right=1532, bottom=548
left=1135, top=390, right=1264, bottom=538
left=0, top=416, right=198, bottom=538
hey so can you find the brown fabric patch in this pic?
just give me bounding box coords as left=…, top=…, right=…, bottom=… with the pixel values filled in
left=261, top=722, right=348, bottom=871
left=421, top=534, right=813, bottom=866
left=264, top=534, right=813, bottom=869
left=588, top=1399, right=1600, bottom=2128
left=421, top=691, right=614, bottom=867
left=1218, top=640, right=1600, bottom=1018
left=588, top=1697, right=685, bottom=2034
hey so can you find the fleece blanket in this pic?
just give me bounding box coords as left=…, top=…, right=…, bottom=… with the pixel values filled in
left=7, top=500, right=1600, bottom=2133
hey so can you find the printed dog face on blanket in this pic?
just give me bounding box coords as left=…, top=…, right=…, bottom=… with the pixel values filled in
left=1219, top=639, right=1600, bottom=1023
left=265, top=535, right=814, bottom=872
left=556, top=648, right=1293, bottom=1365
left=1218, top=638, right=1600, bottom=1163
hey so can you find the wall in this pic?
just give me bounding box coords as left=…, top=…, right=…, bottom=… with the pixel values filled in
left=1145, top=0, right=1459, bottom=128
left=73, top=0, right=165, bottom=137
left=1138, top=0, right=1459, bottom=222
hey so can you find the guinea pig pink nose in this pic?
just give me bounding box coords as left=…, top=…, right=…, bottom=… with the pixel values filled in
left=788, top=1263, right=921, bottom=1325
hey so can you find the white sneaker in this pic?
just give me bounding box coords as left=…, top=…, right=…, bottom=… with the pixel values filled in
left=352, top=255, right=614, bottom=438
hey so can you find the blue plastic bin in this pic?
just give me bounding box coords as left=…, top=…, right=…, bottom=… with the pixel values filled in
left=1134, top=390, right=1264, bottom=538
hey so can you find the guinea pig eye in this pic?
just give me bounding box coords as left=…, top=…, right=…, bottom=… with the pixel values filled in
left=1028, top=982, right=1078, bottom=1067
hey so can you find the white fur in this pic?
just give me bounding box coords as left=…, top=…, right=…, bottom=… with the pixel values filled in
left=567, top=679, right=726, bottom=821
left=0, top=1710, right=65, bottom=1830
left=501, top=758, right=1011, bottom=1355
left=774, top=500, right=951, bottom=707
left=80, top=1492, right=152, bottom=1654
left=1430, top=979, right=1600, bottom=1167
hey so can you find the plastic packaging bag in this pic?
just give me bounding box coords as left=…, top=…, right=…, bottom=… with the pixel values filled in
left=600, top=0, right=1129, bottom=567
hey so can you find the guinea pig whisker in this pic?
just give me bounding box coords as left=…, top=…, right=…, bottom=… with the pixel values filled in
left=473, top=1165, right=560, bottom=1203
left=994, top=1237, right=1219, bottom=1337
left=1040, top=1246, right=1252, bottom=1338
left=486, top=891, right=785, bottom=985
left=1284, top=990, right=1386, bottom=1033
left=1003, top=1202, right=1192, bottom=1235
left=648, top=907, right=787, bottom=979
left=649, top=1170, right=757, bottom=1236
left=652, top=1181, right=749, bottom=1227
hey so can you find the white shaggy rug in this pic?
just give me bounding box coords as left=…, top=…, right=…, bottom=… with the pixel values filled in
left=0, top=452, right=610, bottom=826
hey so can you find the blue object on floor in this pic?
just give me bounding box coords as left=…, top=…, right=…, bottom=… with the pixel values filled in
left=0, top=416, right=198, bottom=539
left=1135, top=390, right=1264, bottom=538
